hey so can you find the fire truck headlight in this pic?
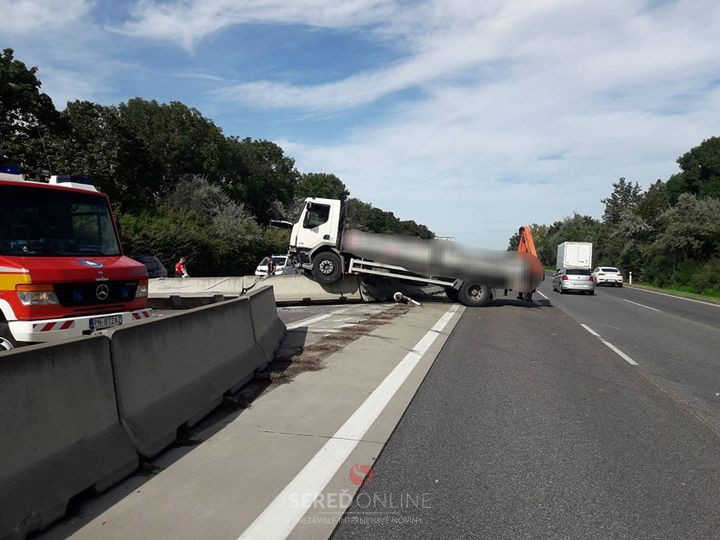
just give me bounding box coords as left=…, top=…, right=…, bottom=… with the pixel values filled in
left=16, top=285, right=60, bottom=306
left=136, top=280, right=149, bottom=298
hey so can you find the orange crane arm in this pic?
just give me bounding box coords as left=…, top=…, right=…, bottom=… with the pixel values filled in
left=517, top=226, right=537, bottom=257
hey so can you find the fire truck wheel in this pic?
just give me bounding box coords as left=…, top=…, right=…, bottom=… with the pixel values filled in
left=458, top=281, right=492, bottom=307
left=444, top=287, right=459, bottom=303
left=311, top=251, right=342, bottom=284
left=0, top=322, right=17, bottom=351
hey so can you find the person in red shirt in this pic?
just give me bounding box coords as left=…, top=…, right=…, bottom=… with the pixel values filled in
left=175, top=257, right=189, bottom=278
left=266, top=255, right=276, bottom=276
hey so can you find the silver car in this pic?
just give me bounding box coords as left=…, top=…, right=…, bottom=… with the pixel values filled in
left=553, top=268, right=595, bottom=295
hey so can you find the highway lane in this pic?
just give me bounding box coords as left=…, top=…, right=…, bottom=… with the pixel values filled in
left=537, top=279, right=720, bottom=434
left=600, top=282, right=718, bottom=328
left=333, top=298, right=720, bottom=538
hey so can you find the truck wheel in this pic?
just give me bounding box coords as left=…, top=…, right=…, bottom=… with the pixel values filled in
left=458, top=282, right=492, bottom=307
left=445, top=287, right=459, bottom=303
left=0, top=322, right=17, bottom=351
left=311, top=252, right=342, bottom=284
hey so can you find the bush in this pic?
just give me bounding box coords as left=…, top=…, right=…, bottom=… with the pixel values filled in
left=690, top=259, right=720, bottom=295
left=643, top=255, right=674, bottom=287
left=117, top=176, right=294, bottom=277
left=673, top=258, right=702, bottom=287
left=119, top=208, right=287, bottom=277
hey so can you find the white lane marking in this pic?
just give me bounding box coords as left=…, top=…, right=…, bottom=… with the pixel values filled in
left=536, top=291, right=549, bottom=300
left=580, top=323, right=600, bottom=337
left=602, top=340, right=639, bottom=366
left=622, top=298, right=660, bottom=312
left=239, top=304, right=461, bottom=540
left=286, top=309, right=348, bottom=330
left=581, top=324, right=638, bottom=366
left=286, top=313, right=332, bottom=330
left=627, top=285, right=720, bottom=308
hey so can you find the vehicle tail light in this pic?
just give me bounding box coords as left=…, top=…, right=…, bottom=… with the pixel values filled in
left=562, top=275, right=569, bottom=281
left=589, top=276, right=594, bottom=282
left=136, top=279, right=149, bottom=298
left=16, top=284, right=59, bottom=306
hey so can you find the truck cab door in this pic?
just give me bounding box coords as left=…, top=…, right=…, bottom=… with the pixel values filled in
left=295, top=201, right=337, bottom=250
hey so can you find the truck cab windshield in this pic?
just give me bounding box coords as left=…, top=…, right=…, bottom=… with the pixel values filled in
left=0, top=184, right=121, bottom=257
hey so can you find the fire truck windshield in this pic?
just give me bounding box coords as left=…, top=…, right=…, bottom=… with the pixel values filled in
left=0, top=184, right=121, bottom=257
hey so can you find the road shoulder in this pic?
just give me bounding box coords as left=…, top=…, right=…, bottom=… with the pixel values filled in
left=41, top=302, right=463, bottom=540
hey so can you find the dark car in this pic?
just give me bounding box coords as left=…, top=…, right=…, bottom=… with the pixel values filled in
left=131, top=255, right=168, bottom=278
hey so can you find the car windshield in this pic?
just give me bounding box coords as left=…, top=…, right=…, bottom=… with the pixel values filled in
left=0, top=184, right=121, bottom=257
left=602, top=267, right=619, bottom=272
left=272, top=256, right=287, bottom=265
left=566, top=269, right=592, bottom=275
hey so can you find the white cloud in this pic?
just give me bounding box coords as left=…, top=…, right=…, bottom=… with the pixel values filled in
left=120, top=0, right=398, bottom=50
left=2, top=0, right=93, bottom=32
left=9, top=0, right=720, bottom=248
left=39, top=67, right=105, bottom=108
left=213, top=0, right=720, bottom=111
left=261, top=0, right=720, bottom=246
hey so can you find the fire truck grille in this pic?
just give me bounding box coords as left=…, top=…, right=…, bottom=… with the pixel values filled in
left=53, top=281, right=138, bottom=307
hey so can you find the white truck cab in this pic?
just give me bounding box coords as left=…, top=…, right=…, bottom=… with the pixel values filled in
left=290, top=198, right=342, bottom=251
left=288, top=198, right=346, bottom=283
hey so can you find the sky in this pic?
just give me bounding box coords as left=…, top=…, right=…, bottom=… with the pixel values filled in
left=3, top=0, right=720, bottom=248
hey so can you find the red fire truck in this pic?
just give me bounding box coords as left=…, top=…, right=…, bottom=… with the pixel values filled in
left=0, top=166, right=151, bottom=351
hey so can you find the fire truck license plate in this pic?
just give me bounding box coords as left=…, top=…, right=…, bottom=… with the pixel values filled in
left=90, top=315, right=123, bottom=330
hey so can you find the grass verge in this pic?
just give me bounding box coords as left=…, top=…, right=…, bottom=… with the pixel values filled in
left=629, top=283, right=720, bottom=305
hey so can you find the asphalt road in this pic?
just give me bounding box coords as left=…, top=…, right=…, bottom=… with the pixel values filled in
left=538, top=279, right=720, bottom=434
left=333, top=286, right=720, bottom=538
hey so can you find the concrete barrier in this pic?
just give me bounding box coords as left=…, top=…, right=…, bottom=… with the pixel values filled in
left=150, top=274, right=364, bottom=307
left=0, top=337, right=138, bottom=539
left=110, top=296, right=264, bottom=458
left=148, top=293, right=231, bottom=310
left=149, top=276, right=246, bottom=296
left=248, top=274, right=363, bottom=304
left=247, top=285, right=287, bottom=364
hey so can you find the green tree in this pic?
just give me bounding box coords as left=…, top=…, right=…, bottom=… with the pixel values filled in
left=635, top=180, right=669, bottom=227
left=667, top=137, right=720, bottom=201
left=48, top=100, right=157, bottom=208
left=0, top=48, right=63, bottom=171
left=222, top=137, right=300, bottom=224
left=601, top=177, right=642, bottom=225
left=345, top=198, right=433, bottom=238
left=652, top=193, right=720, bottom=263
left=118, top=98, right=227, bottom=194
left=296, top=172, right=349, bottom=201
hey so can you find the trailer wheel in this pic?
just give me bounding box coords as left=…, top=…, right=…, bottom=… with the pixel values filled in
left=458, top=282, right=492, bottom=307
left=0, top=322, right=17, bottom=352
left=445, top=287, right=459, bottom=303
left=311, top=251, right=342, bottom=284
